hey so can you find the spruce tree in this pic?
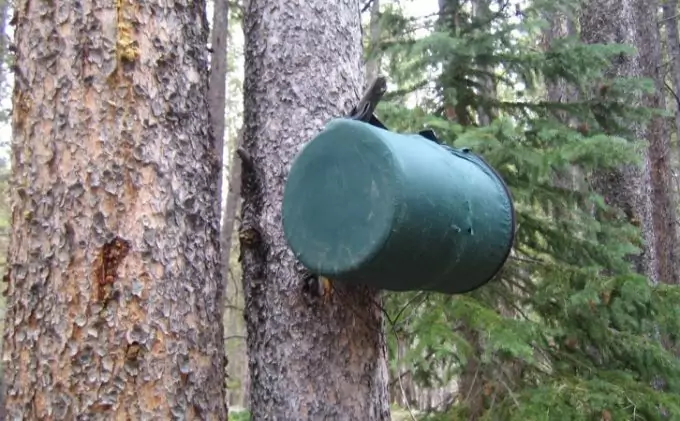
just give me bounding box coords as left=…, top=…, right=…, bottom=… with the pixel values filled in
left=375, top=0, right=680, bottom=419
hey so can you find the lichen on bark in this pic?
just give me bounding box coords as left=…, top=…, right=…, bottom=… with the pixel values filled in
left=2, top=0, right=227, bottom=419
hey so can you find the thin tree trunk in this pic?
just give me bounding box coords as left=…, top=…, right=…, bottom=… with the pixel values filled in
left=210, top=0, right=230, bottom=203
left=661, top=0, right=680, bottom=284
left=449, top=1, right=492, bottom=417
left=221, top=132, right=245, bottom=408
left=580, top=0, right=660, bottom=282
left=0, top=2, right=10, bottom=415
left=366, top=0, right=381, bottom=83
left=457, top=326, right=485, bottom=420
left=389, top=336, right=414, bottom=409
left=221, top=131, right=242, bottom=274
left=472, top=0, right=496, bottom=126
left=218, top=6, right=247, bottom=410
left=664, top=0, right=680, bottom=153
left=0, top=0, right=8, bottom=98
left=664, top=0, right=680, bottom=148
left=241, top=0, right=391, bottom=419
left=542, top=7, right=582, bottom=208
left=635, top=0, right=679, bottom=285
left=541, top=11, right=577, bottom=118
left=1, top=0, right=227, bottom=418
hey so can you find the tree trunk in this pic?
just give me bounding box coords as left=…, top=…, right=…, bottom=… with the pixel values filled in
left=366, top=0, right=381, bottom=83
left=209, top=0, right=230, bottom=203
left=0, top=0, right=10, bottom=135
left=541, top=7, right=583, bottom=209
left=241, top=0, right=391, bottom=419
left=471, top=0, right=496, bottom=126
left=634, top=0, right=679, bottom=285
left=446, top=1, right=491, bottom=417
left=221, top=134, right=246, bottom=409
left=659, top=0, right=680, bottom=285
left=580, top=0, right=660, bottom=282
left=221, top=132, right=242, bottom=276
left=389, top=336, right=414, bottom=409
left=0, top=0, right=9, bottom=95
left=541, top=10, right=577, bottom=116
left=218, top=9, right=247, bottom=409
left=457, top=326, right=485, bottom=420
left=664, top=0, right=680, bottom=162
left=2, top=0, right=228, bottom=419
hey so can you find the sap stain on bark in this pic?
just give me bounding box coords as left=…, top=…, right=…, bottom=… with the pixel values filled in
left=115, top=0, right=139, bottom=63
left=93, top=237, right=130, bottom=302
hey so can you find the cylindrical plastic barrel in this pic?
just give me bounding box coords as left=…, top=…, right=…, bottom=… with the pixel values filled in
left=282, top=118, right=515, bottom=294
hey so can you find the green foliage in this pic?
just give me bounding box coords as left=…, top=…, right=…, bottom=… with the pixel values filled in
left=372, top=0, right=680, bottom=418
left=228, top=409, right=251, bottom=421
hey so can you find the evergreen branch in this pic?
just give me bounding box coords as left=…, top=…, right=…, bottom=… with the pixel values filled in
left=390, top=291, right=429, bottom=326
left=500, top=275, right=532, bottom=296
left=504, top=296, right=533, bottom=321
left=509, top=255, right=548, bottom=267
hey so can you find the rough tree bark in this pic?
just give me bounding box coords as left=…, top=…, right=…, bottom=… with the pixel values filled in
left=2, top=0, right=227, bottom=418
left=240, top=0, right=391, bottom=419
left=580, top=0, right=676, bottom=284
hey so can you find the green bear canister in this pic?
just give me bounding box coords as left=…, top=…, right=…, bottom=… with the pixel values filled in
left=282, top=118, right=515, bottom=294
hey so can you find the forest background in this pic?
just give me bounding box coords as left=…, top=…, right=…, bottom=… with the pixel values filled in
left=3, top=0, right=680, bottom=419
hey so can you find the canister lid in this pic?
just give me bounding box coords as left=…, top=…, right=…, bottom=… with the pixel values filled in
left=283, top=119, right=400, bottom=278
